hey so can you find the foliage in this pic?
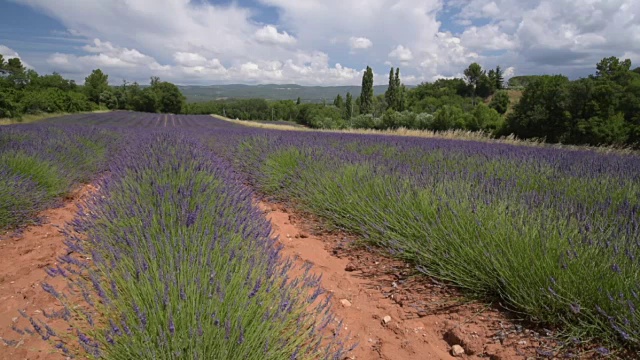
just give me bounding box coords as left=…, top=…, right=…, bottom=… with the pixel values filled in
left=489, top=90, right=510, bottom=114
left=384, top=68, right=405, bottom=112
left=488, top=66, right=505, bottom=90
left=505, top=57, right=640, bottom=147
left=152, top=81, right=185, bottom=114
left=432, top=105, right=469, bottom=131
left=345, top=92, right=353, bottom=120
left=504, top=75, right=572, bottom=142
left=84, top=69, right=110, bottom=104
left=333, top=94, right=344, bottom=109
left=360, top=66, right=374, bottom=114
left=468, top=103, right=503, bottom=131
left=508, top=75, right=543, bottom=89
left=0, top=62, right=184, bottom=118
left=350, top=114, right=376, bottom=129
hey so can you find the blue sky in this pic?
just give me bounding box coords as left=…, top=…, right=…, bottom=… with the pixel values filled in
left=1, top=0, right=638, bottom=85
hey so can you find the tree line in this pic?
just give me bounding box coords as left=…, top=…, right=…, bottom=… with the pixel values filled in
left=188, top=56, right=640, bottom=148
left=0, top=56, right=184, bottom=119
left=3, top=51, right=639, bottom=148
left=186, top=64, right=509, bottom=132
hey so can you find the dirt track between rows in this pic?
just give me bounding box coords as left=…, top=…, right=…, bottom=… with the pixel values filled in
left=260, top=202, right=558, bottom=360
left=0, top=184, right=98, bottom=359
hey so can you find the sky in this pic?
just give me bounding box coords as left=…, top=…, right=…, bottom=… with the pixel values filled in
left=0, top=0, right=638, bottom=86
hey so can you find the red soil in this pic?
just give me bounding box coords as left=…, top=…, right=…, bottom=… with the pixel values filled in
left=260, top=202, right=561, bottom=360
left=0, top=184, right=98, bottom=360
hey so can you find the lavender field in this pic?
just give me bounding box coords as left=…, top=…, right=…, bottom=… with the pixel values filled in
left=2, top=111, right=639, bottom=358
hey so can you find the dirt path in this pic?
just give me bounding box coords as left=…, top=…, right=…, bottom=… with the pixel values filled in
left=260, top=202, right=558, bottom=360
left=0, top=184, right=97, bottom=360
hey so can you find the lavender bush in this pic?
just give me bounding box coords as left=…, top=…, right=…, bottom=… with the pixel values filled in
left=29, top=128, right=346, bottom=359
left=229, top=131, right=640, bottom=352
left=0, top=124, right=118, bottom=229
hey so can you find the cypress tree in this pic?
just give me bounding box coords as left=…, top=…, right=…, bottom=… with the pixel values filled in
left=333, top=94, right=344, bottom=108
left=385, top=67, right=396, bottom=111
left=495, top=66, right=504, bottom=90
left=345, top=92, right=353, bottom=120
left=360, top=66, right=374, bottom=114
left=394, top=68, right=402, bottom=111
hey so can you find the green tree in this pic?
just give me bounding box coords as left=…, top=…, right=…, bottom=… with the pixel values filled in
left=385, top=67, right=396, bottom=111
left=572, top=113, right=629, bottom=145
left=127, top=82, right=156, bottom=113
left=464, top=63, right=484, bottom=104
left=100, top=90, right=118, bottom=110
left=505, top=75, right=571, bottom=142
left=432, top=105, right=468, bottom=131
left=394, top=68, right=405, bottom=111
left=468, top=103, right=502, bottom=131
left=360, top=66, right=374, bottom=114
left=595, top=57, right=632, bottom=83
left=495, top=66, right=504, bottom=90
left=508, top=76, right=542, bottom=89
left=296, top=97, right=301, bottom=105
left=372, top=94, right=387, bottom=117
left=0, top=54, right=5, bottom=69
left=397, top=84, right=406, bottom=112
left=345, top=92, right=353, bottom=120
left=476, top=74, right=495, bottom=98
left=150, top=76, right=161, bottom=87
left=489, top=90, right=510, bottom=114
left=146, top=78, right=185, bottom=113
left=333, top=94, right=344, bottom=109
left=84, top=69, right=109, bottom=104
left=5, top=58, right=25, bottom=74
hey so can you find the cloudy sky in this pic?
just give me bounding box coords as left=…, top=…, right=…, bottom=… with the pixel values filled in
left=0, top=0, right=638, bottom=85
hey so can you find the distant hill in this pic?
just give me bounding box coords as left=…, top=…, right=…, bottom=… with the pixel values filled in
left=178, top=84, right=396, bottom=103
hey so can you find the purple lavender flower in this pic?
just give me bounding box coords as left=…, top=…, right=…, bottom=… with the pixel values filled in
left=570, top=303, right=581, bottom=314
left=169, top=316, right=175, bottom=335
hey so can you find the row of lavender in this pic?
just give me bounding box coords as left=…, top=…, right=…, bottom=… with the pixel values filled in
left=0, top=124, right=119, bottom=230
left=3, top=114, right=348, bottom=359
left=214, top=130, right=640, bottom=354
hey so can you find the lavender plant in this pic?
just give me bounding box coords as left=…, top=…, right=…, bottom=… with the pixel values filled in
left=35, top=131, right=345, bottom=359
left=231, top=131, right=640, bottom=352
left=0, top=124, right=118, bottom=229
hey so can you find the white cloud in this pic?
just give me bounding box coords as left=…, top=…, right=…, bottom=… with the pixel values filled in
left=0, top=45, right=21, bottom=60
left=452, top=0, right=640, bottom=77
left=460, top=25, right=517, bottom=51
left=0, top=45, right=33, bottom=69
left=388, top=45, right=414, bottom=63
left=349, top=37, right=373, bottom=50
left=173, top=52, right=211, bottom=68
left=481, top=2, right=501, bottom=17
left=11, top=0, right=640, bottom=84
left=254, top=25, right=297, bottom=46
left=47, top=39, right=169, bottom=78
